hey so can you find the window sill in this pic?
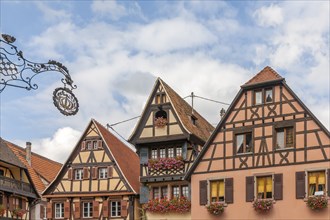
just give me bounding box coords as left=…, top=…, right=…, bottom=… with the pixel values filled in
left=237, top=152, right=253, bottom=155
left=303, top=196, right=329, bottom=202
left=254, top=199, right=276, bottom=204
left=208, top=202, right=228, bottom=207
left=275, top=147, right=294, bottom=151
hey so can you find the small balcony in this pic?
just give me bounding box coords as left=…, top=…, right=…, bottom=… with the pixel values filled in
left=0, top=176, right=37, bottom=198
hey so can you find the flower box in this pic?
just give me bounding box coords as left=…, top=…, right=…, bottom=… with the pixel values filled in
left=143, top=197, right=191, bottom=214
left=306, top=196, right=328, bottom=210
left=148, top=156, right=184, bottom=171
left=154, top=117, right=167, bottom=128
left=12, top=208, right=26, bottom=218
left=253, top=199, right=273, bottom=212
left=205, top=202, right=225, bottom=215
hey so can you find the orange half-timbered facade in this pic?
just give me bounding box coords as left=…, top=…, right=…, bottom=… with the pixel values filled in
left=129, top=78, right=214, bottom=219
left=186, top=67, right=330, bottom=219
left=43, top=119, right=140, bottom=220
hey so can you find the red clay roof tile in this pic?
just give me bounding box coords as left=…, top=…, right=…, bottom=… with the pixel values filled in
left=244, top=66, right=283, bottom=86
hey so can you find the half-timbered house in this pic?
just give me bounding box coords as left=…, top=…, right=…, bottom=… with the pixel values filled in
left=0, top=138, right=39, bottom=219
left=129, top=78, right=214, bottom=219
left=186, top=66, right=330, bottom=219
left=6, top=140, right=62, bottom=220
left=43, top=119, right=140, bottom=220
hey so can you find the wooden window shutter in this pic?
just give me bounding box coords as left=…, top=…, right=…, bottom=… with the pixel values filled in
left=121, top=200, right=128, bottom=217
left=93, top=201, right=99, bottom=218
left=140, top=185, right=149, bottom=204
left=21, top=199, right=26, bottom=210
left=81, top=141, right=86, bottom=150
left=274, top=174, right=283, bottom=200
left=296, top=171, right=305, bottom=199
left=225, top=178, right=234, bottom=204
left=92, top=167, right=98, bottom=179
left=46, top=202, right=52, bottom=219
left=74, top=202, right=80, bottom=218
left=328, top=169, right=330, bottom=197
left=246, top=176, right=254, bottom=202
left=199, top=180, right=207, bottom=205
left=68, top=168, right=72, bottom=180
left=98, top=140, right=103, bottom=149
left=83, top=167, right=89, bottom=180
left=64, top=202, right=70, bottom=218
left=9, top=197, right=13, bottom=211
left=102, top=200, right=109, bottom=217
left=108, top=166, right=113, bottom=178
left=40, top=205, right=45, bottom=219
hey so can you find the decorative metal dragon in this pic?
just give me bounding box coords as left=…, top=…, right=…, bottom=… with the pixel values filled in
left=0, top=34, right=79, bottom=116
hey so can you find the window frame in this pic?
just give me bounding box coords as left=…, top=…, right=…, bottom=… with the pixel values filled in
left=307, top=170, right=326, bottom=197
left=161, top=186, right=168, bottom=199
left=209, top=179, right=225, bottom=203
left=275, top=127, right=294, bottom=150
left=253, top=88, right=274, bottom=105
left=264, top=88, right=273, bottom=103
left=254, top=90, right=263, bottom=105
left=82, top=201, right=93, bottom=218
left=110, top=201, right=121, bottom=217
left=54, top=202, right=64, bottom=219
left=256, top=175, right=273, bottom=199
left=98, top=167, right=108, bottom=179
left=153, top=187, right=160, bottom=199
left=149, top=145, right=184, bottom=159
left=93, top=141, right=98, bottom=150
left=159, top=148, right=166, bottom=158
left=235, top=132, right=253, bottom=154
left=75, top=169, right=83, bottom=180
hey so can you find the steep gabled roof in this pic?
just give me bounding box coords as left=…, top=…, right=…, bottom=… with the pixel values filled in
left=160, top=79, right=214, bottom=142
left=93, top=120, right=140, bottom=193
left=243, top=66, right=283, bottom=86
left=185, top=66, right=330, bottom=179
left=0, top=138, right=25, bottom=168
left=129, top=78, right=214, bottom=143
left=4, top=139, right=62, bottom=194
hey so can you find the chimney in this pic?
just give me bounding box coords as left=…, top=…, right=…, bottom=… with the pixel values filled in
left=26, top=142, right=32, bottom=166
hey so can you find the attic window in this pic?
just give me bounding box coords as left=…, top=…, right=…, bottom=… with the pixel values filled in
left=154, top=109, right=167, bottom=128
left=191, top=115, right=197, bottom=125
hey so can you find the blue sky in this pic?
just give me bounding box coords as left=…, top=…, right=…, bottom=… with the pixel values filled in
left=1, top=1, right=329, bottom=163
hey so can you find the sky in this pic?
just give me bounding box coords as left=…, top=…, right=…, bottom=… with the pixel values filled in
left=1, top=0, right=329, bottom=163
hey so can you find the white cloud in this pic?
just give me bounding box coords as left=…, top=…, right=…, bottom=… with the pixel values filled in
left=91, top=0, right=127, bottom=20
left=35, top=2, right=71, bottom=23
left=253, top=4, right=283, bottom=27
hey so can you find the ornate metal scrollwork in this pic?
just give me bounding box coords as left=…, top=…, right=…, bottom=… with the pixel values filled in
left=0, top=34, right=79, bottom=115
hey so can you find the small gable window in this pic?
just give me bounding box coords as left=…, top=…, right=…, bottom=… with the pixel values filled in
left=265, top=88, right=273, bottom=103
left=254, top=88, right=274, bottom=105
left=83, top=202, right=93, bottom=218
left=55, top=203, right=64, bottom=219
left=254, top=90, right=262, bottom=105
left=75, top=169, right=83, bottom=180
left=99, top=168, right=108, bottom=179
left=87, top=141, right=92, bottom=150
left=111, top=201, right=121, bottom=217
left=276, top=127, right=294, bottom=149
left=93, top=141, right=98, bottom=150
left=236, top=133, right=253, bottom=154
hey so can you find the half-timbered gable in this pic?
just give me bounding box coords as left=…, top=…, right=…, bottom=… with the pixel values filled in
left=187, top=66, right=330, bottom=219
left=43, top=119, right=140, bottom=220
left=129, top=78, right=214, bottom=219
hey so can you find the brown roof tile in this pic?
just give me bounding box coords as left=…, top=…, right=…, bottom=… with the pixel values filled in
left=244, top=66, right=283, bottom=86
left=4, top=140, right=62, bottom=194
left=0, top=138, right=25, bottom=168
left=160, top=79, right=214, bottom=142
left=93, top=120, right=140, bottom=193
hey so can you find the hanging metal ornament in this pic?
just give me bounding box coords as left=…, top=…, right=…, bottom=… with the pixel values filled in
left=0, top=34, right=79, bottom=116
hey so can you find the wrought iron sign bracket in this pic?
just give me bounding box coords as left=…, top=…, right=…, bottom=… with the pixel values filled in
left=0, top=34, right=79, bottom=116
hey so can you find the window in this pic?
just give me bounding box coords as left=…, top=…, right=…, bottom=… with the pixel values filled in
left=12, top=197, right=21, bottom=209
left=308, top=171, right=325, bottom=196
left=55, top=203, right=64, bottom=219
left=210, top=180, right=224, bottom=202
left=87, top=142, right=92, bottom=150
left=153, top=187, right=160, bottom=199
left=0, top=169, right=4, bottom=176
left=257, top=176, right=272, bottom=199
left=254, top=90, right=262, bottom=105
left=176, top=147, right=182, bottom=157
left=93, top=141, right=98, bottom=150
left=265, top=89, right=273, bottom=103
left=276, top=127, right=294, bottom=149
left=172, top=186, right=180, bottom=198
left=161, top=187, right=168, bottom=199
left=151, top=149, right=157, bottom=159
left=160, top=148, right=166, bottom=158
left=182, top=185, right=189, bottom=198
left=168, top=148, right=174, bottom=158
left=75, top=169, right=83, bottom=180
left=111, top=201, right=121, bottom=217
left=83, top=202, right=93, bottom=218
left=99, top=168, right=108, bottom=179
left=236, top=133, right=253, bottom=154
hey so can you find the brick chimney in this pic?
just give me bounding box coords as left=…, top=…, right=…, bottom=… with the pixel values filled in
left=26, top=142, right=32, bottom=166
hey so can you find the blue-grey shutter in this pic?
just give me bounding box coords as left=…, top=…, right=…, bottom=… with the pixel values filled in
left=182, top=142, right=188, bottom=160
left=140, top=147, right=149, bottom=164
left=140, top=185, right=149, bottom=204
